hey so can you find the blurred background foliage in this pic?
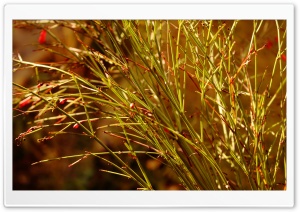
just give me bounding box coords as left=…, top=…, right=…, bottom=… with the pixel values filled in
left=13, top=20, right=286, bottom=190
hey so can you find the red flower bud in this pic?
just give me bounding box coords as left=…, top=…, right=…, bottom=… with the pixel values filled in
left=129, top=103, right=135, bottom=109
left=163, top=128, right=170, bottom=134
left=265, top=40, right=273, bottom=49
left=38, top=29, right=47, bottom=44
left=73, top=123, right=79, bottom=129
left=19, top=96, right=32, bottom=108
left=59, top=98, right=67, bottom=104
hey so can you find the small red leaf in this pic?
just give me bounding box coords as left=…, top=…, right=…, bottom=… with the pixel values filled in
left=281, top=54, right=286, bottom=61
left=38, top=29, right=47, bottom=44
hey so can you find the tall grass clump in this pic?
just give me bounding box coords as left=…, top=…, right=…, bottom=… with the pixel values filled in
left=13, top=20, right=286, bottom=190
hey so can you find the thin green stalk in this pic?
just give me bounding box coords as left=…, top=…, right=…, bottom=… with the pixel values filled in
left=72, top=74, right=94, bottom=135
left=13, top=82, right=152, bottom=190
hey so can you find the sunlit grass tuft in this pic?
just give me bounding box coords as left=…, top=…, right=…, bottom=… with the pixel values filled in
left=13, top=20, right=286, bottom=190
